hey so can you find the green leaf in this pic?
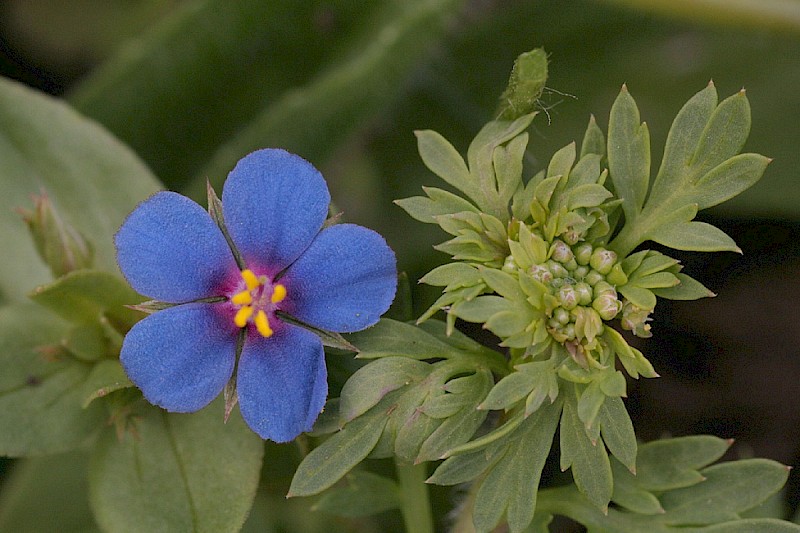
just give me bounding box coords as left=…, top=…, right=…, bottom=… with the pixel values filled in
left=415, top=130, right=473, bottom=196
left=0, top=303, right=105, bottom=457
left=0, top=451, right=100, bottom=532
left=607, top=84, right=650, bottom=225
left=649, top=220, right=741, bottom=253
left=472, top=399, right=562, bottom=533
left=661, top=459, right=791, bottom=526
left=560, top=385, right=613, bottom=510
left=597, top=396, right=637, bottom=472
left=89, top=399, right=263, bottom=533
left=348, top=318, right=463, bottom=360
left=81, top=359, right=133, bottom=408
left=339, top=357, right=431, bottom=422
left=635, top=435, right=731, bottom=491
left=313, top=471, right=400, bottom=517
left=395, top=187, right=479, bottom=224
left=186, top=0, right=466, bottom=199
left=652, top=273, right=716, bottom=300
left=0, top=77, right=160, bottom=303
left=581, top=115, right=606, bottom=158
left=28, top=269, right=143, bottom=329
left=289, top=400, right=390, bottom=497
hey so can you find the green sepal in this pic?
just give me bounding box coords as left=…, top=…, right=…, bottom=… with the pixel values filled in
left=312, top=471, right=400, bottom=518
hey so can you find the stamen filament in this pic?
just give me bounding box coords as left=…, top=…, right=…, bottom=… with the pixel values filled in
left=271, top=284, right=287, bottom=304
left=234, top=306, right=254, bottom=328
left=254, top=310, right=273, bottom=337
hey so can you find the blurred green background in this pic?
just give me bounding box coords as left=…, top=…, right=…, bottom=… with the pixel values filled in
left=2, top=0, right=800, bottom=530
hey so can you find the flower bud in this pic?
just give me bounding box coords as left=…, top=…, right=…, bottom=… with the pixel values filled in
left=574, top=282, right=593, bottom=306
left=17, top=192, right=93, bottom=277
left=502, top=255, right=518, bottom=273
left=529, top=264, right=553, bottom=284
left=553, top=307, right=571, bottom=325
left=573, top=265, right=589, bottom=279
left=563, top=258, right=578, bottom=272
left=589, top=247, right=617, bottom=275
left=551, top=240, right=574, bottom=263
left=592, top=293, right=622, bottom=320
left=556, top=285, right=578, bottom=310
left=593, top=281, right=617, bottom=299
left=621, top=301, right=653, bottom=338
left=563, top=323, right=576, bottom=340
left=573, top=243, right=593, bottom=266
left=547, top=260, right=569, bottom=279
left=562, top=229, right=581, bottom=246
left=584, top=269, right=604, bottom=286
left=606, top=263, right=628, bottom=286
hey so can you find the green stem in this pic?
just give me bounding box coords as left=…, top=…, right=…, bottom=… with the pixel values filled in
left=395, top=459, right=434, bottom=533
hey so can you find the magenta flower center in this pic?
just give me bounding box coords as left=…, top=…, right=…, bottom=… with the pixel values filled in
left=229, top=269, right=287, bottom=337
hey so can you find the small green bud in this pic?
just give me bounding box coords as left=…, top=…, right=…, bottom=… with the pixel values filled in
left=585, top=269, right=604, bottom=286
left=573, top=243, right=593, bottom=265
left=562, top=229, right=581, bottom=246
left=17, top=192, right=93, bottom=277
left=592, top=293, right=622, bottom=320
left=553, top=307, right=571, bottom=325
left=530, top=264, right=553, bottom=284
left=574, top=282, right=593, bottom=306
left=548, top=317, right=562, bottom=329
left=593, top=281, right=616, bottom=299
left=563, top=258, right=578, bottom=272
left=621, top=301, right=653, bottom=338
left=573, top=265, right=589, bottom=279
left=589, top=247, right=617, bottom=275
left=502, top=255, right=518, bottom=273
left=551, top=240, right=574, bottom=263
left=606, top=262, right=628, bottom=286
left=563, top=323, right=576, bottom=339
left=547, top=260, right=569, bottom=279
left=556, top=285, right=578, bottom=310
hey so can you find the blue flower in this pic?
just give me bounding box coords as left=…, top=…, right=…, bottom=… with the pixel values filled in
left=115, top=149, right=397, bottom=442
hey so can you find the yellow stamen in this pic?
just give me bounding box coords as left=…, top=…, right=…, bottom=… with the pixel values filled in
left=241, top=269, right=260, bottom=291
left=231, top=290, right=252, bottom=305
left=234, top=306, right=254, bottom=328
left=254, top=310, right=273, bottom=337
left=271, top=284, right=287, bottom=304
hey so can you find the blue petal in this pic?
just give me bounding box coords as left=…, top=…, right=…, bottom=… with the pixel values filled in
left=115, top=191, right=236, bottom=302
left=282, top=223, right=397, bottom=332
left=237, top=324, right=327, bottom=442
left=222, top=149, right=330, bottom=275
left=120, top=303, right=236, bottom=412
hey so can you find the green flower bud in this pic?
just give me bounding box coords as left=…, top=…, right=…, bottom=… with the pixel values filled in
left=17, top=192, right=93, bottom=277
left=553, top=307, right=571, bottom=325
left=589, top=247, right=617, bottom=275
left=593, top=281, right=617, bottom=299
left=548, top=317, right=562, bottom=329
left=547, top=260, right=569, bottom=279
left=575, top=282, right=593, bottom=306
left=556, top=285, right=578, bottom=310
left=621, top=301, right=653, bottom=338
left=606, top=262, right=628, bottom=286
left=585, top=269, right=604, bottom=286
left=592, top=293, right=622, bottom=320
left=573, top=265, right=589, bottom=279
left=573, top=243, right=593, bottom=265
left=551, top=240, right=574, bottom=263
left=563, top=258, right=578, bottom=272
left=502, top=255, right=518, bottom=273
left=529, top=264, right=553, bottom=284
left=562, top=229, right=581, bottom=246
left=563, top=323, right=576, bottom=340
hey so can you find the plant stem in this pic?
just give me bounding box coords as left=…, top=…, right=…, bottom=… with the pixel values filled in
left=395, top=459, right=434, bottom=533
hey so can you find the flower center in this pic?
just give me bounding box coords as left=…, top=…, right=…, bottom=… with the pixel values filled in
left=230, top=269, right=287, bottom=338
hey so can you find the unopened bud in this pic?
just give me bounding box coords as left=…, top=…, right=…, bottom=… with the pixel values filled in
left=553, top=307, right=571, bottom=325
left=17, top=192, right=93, bottom=277
left=556, top=285, right=578, bottom=310
left=530, top=264, right=553, bottom=284
left=589, top=247, right=617, bottom=275
left=573, top=265, right=589, bottom=279
left=621, top=301, right=653, bottom=338
left=585, top=269, right=604, bottom=286
left=573, top=243, right=594, bottom=266
left=606, top=263, right=628, bottom=286
left=502, top=255, right=518, bottom=273
left=593, top=281, right=616, bottom=299
left=592, top=293, right=622, bottom=320
left=551, top=240, right=574, bottom=263
left=574, top=282, right=593, bottom=306
left=547, top=260, right=569, bottom=279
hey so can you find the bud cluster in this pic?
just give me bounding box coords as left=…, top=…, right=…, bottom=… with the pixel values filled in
left=505, top=233, right=644, bottom=349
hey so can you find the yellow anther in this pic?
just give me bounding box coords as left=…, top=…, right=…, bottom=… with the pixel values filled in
left=241, top=269, right=260, bottom=291
left=231, top=290, right=252, bottom=305
left=271, top=284, right=287, bottom=304
left=234, top=306, right=254, bottom=328
left=254, top=310, right=273, bottom=337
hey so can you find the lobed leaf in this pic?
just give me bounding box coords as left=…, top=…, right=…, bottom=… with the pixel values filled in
left=312, top=471, right=400, bottom=518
